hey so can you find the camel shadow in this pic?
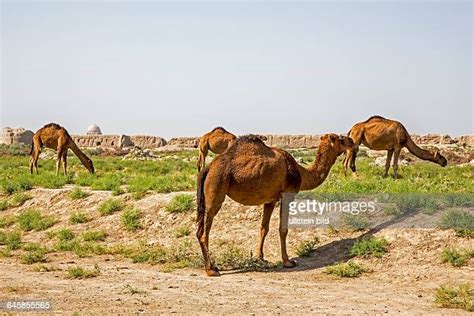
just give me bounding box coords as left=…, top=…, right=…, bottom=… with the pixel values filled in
left=223, top=209, right=420, bottom=275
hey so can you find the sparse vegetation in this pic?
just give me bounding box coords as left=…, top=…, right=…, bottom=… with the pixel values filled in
left=67, top=265, right=100, bottom=279
left=440, top=248, right=474, bottom=267
left=49, top=228, right=75, bottom=241
left=295, top=237, right=319, bottom=257
left=435, top=284, right=473, bottom=312
left=98, top=198, right=124, bottom=216
left=69, top=187, right=90, bottom=199
left=174, top=225, right=191, bottom=238
left=439, top=209, right=474, bottom=237
left=0, top=215, right=16, bottom=228
left=17, top=209, right=56, bottom=231
left=82, top=230, right=108, bottom=242
left=165, top=194, right=195, bottom=213
left=69, top=212, right=91, bottom=224
left=121, top=208, right=142, bottom=231
left=8, top=192, right=32, bottom=207
left=324, top=262, right=368, bottom=278
left=342, top=214, right=369, bottom=231
left=215, top=244, right=279, bottom=272
left=21, top=243, right=48, bottom=264
left=0, top=199, right=8, bottom=211
left=0, top=230, right=22, bottom=250
left=349, top=237, right=389, bottom=258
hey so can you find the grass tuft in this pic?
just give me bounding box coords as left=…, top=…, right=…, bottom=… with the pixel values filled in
left=69, top=212, right=91, bottom=224
left=439, top=209, right=474, bottom=237
left=164, top=194, right=194, bottom=213
left=441, top=248, right=474, bottom=267
left=67, top=265, right=100, bottom=279
left=68, top=187, right=90, bottom=200
left=98, top=198, right=124, bottom=216
left=121, top=208, right=142, bottom=232
left=82, top=230, right=108, bottom=242
left=295, top=237, right=319, bottom=257
left=349, top=237, right=389, bottom=258
left=17, top=209, right=56, bottom=231
left=324, top=261, right=368, bottom=278
left=0, top=230, right=22, bottom=250
left=435, top=284, right=473, bottom=312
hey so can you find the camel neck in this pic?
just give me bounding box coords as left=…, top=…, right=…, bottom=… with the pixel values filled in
left=298, top=145, right=338, bottom=191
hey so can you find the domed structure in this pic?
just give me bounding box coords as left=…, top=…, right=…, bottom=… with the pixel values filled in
left=86, top=124, right=102, bottom=135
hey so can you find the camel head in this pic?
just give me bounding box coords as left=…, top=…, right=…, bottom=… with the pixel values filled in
left=434, top=150, right=448, bottom=167
left=321, top=134, right=355, bottom=156
left=86, top=158, right=95, bottom=174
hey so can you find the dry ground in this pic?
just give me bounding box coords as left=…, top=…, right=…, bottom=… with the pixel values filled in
left=0, top=187, right=472, bottom=314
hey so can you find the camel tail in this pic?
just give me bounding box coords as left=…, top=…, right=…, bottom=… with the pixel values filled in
left=196, top=167, right=209, bottom=238
left=405, top=136, right=435, bottom=161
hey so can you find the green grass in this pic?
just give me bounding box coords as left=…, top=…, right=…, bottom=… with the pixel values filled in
left=8, top=192, right=32, bottom=207
left=82, top=230, right=108, bottom=242
left=17, top=209, right=57, bottom=231
left=0, top=199, right=9, bottom=211
left=67, top=265, right=100, bottom=279
left=69, top=212, right=91, bottom=224
left=0, top=215, right=16, bottom=228
left=49, top=228, right=75, bottom=241
left=164, top=194, right=195, bottom=213
left=324, top=261, right=368, bottom=278
left=121, top=208, right=142, bottom=232
left=0, top=230, right=22, bottom=250
left=295, top=237, right=319, bottom=257
left=98, top=198, right=124, bottom=216
left=349, top=237, right=389, bottom=258
left=435, top=284, right=473, bottom=312
left=439, top=209, right=474, bottom=237
left=440, top=248, right=474, bottom=267
left=173, top=225, right=191, bottom=238
left=342, top=214, right=369, bottom=231
left=21, top=243, right=48, bottom=264
left=68, top=187, right=90, bottom=200
left=215, top=244, right=279, bottom=272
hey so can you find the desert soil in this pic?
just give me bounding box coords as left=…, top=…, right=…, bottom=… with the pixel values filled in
left=0, top=187, right=472, bottom=314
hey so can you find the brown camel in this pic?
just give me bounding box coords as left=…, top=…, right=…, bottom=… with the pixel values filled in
left=343, top=116, right=447, bottom=178
left=30, top=123, right=95, bottom=175
left=196, top=133, right=354, bottom=276
left=196, top=127, right=237, bottom=172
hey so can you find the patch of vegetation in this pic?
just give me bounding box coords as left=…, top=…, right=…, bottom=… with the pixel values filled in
left=295, top=237, right=319, bottom=257
left=49, top=228, right=75, bottom=241
left=32, top=264, right=59, bottom=272
left=349, top=237, right=389, bottom=258
left=0, top=215, right=16, bottom=228
left=69, top=212, right=91, bottom=224
left=164, top=194, right=195, bottom=213
left=174, top=225, right=191, bottom=238
left=441, top=248, right=474, bottom=267
left=82, top=230, right=107, bottom=242
left=121, top=208, right=142, bottom=232
left=435, top=284, right=473, bottom=312
left=342, top=214, right=369, bottom=231
left=21, top=243, right=48, bottom=264
left=8, top=192, right=32, bottom=208
left=439, top=209, right=474, bottom=237
left=215, top=244, right=280, bottom=272
left=129, top=243, right=167, bottom=265
left=67, top=265, right=100, bottom=279
left=0, top=199, right=8, bottom=211
left=0, top=230, right=22, bottom=250
left=17, top=209, right=57, bottom=231
left=324, top=261, right=368, bottom=278
left=98, top=198, right=124, bottom=216
left=68, top=187, right=90, bottom=200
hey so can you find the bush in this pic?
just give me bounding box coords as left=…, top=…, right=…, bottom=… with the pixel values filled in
left=164, top=194, right=194, bottom=213
left=98, top=199, right=124, bottom=216
left=349, top=237, right=389, bottom=258
left=435, top=284, right=473, bottom=312
left=174, top=225, right=191, bottom=238
left=295, top=237, right=319, bottom=257
left=0, top=200, right=8, bottom=211
left=69, top=187, right=89, bottom=200
left=121, top=208, right=142, bottom=232
left=21, top=243, right=48, bottom=264
left=0, top=215, right=16, bottom=228
left=69, top=212, right=91, bottom=224
left=0, top=230, right=22, bottom=250
left=82, top=230, right=107, bottom=242
left=441, top=248, right=474, bottom=267
left=67, top=265, right=100, bottom=279
left=17, top=209, right=56, bottom=231
left=8, top=192, right=32, bottom=208
left=324, top=262, right=368, bottom=278
left=439, top=209, right=474, bottom=237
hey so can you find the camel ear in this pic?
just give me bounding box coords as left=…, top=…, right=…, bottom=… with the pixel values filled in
left=329, top=134, right=338, bottom=142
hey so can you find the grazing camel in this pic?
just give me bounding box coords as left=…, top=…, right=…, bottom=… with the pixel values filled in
left=196, top=127, right=237, bottom=172
left=196, top=133, right=354, bottom=276
left=30, top=123, right=95, bottom=175
left=343, top=116, right=447, bottom=178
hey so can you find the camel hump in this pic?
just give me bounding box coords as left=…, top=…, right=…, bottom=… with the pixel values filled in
left=273, top=148, right=301, bottom=191
left=42, top=122, right=62, bottom=130
left=236, top=134, right=266, bottom=145
left=364, top=115, right=386, bottom=122
left=211, top=126, right=229, bottom=133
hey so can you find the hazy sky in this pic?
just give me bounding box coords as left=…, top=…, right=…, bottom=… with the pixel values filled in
left=1, top=1, right=472, bottom=138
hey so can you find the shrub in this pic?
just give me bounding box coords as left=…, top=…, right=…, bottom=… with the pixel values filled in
left=441, top=248, right=474, bottom=267
left=17, top=209, right=56, bottom=231
left=349, top=237, right=389, bottom=258
left=0, top=215, right=16, bottom=228
left=67, top=265, right=100, bottom=279
left=0, top=230, right=22, bottom=250
left=0, top=200, right=8, bottom=211
left=52, top=228, right=75, bottom=241
left=164, top=194, right=194, bottom=213
left=439, top=209, right=474, bottom=237
left=82, top=230, right=107, bottom=242
left=69, top=212, right=91, bottom=224
left=435, top=284, right=473, bottom=312
left=21, top=243, right=48, bottom=264
left=295, top=237, right=319, bottom=257
left=324, top=262, right=368, bottom=278
left=69, top=187, right=89, bottom=200
left=174, top=225, right=191, bottom=238
left=121, top=208, right=142, bottom=232
left=98, top=199, right=124, bottom=216
left=8, top=192, right=32, bottom=208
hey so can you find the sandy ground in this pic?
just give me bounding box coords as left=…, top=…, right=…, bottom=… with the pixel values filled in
left=0, top=187, right=472, bottom=314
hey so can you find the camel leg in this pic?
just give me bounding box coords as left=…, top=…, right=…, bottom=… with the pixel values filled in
left=30, top=148, right=41, bottom=174
left=56, top=148, right=63, bottom=176
left=197, top=144, right=208, bottom=172
left=197, top=207, right=221, bottom=276
left=350, top=148, right=359, bottom=177
left=257, top=202, right=276, bottom=260
left=279, top=196, right=296, bottom=268
left=343, top=150, right=351, bottom=177
left=383, top=150, right=394, bottom=178
left=62, top=150, right=68, bottom=176
left=393, top=148, right=401, bottom=179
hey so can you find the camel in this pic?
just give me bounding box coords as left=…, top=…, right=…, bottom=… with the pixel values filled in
left=343, top=116, right=447, bottom=178
left=196, top=127, right=237, bottom=172
left=196, top=133, right=354, bottom=276
left=30, top=123, right=95, bottom=175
